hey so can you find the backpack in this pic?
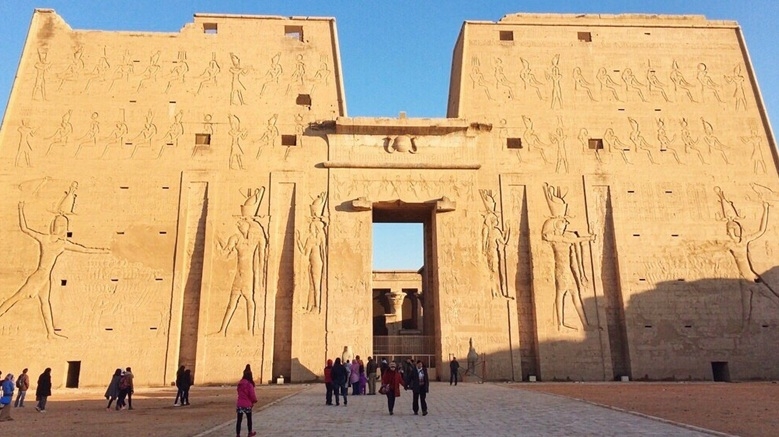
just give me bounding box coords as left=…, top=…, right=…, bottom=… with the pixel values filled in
left=16, top=378, right=22, bottom=389
left=119, top=375, right=130, bottom=390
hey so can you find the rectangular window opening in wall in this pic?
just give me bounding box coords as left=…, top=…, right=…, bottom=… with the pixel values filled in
left=61, top=279, right=67, bottom=286
left=159, top=231, right=167, bottom=235
left=155, top=278, right=163, bottom=281
left=627, top=190, right=635, bottom=193
left=296, top=94, right=312, bottom=106
left=577, top=31, right=592, bottom=42
left=506, top=138, right=523, bottom=149
left=499, top=30, right=514, bottom=41
left=111, top=278, right=119, bottom=282
left=66, top=231, right=73, bottom=238
left=684, top=324, right=692, bottom=328
left=150, top=327, right=158, bottom=330
left=711, top=362, right=730, bottom=382
left=116, top=231, right=125, bottom=235
left=644, top=325, right=653, bottom=328
left=281, top=135, right=297, bottom=146
left=671, top=234, right=680, bottom=237
left=66, top=361, right=81, bottom=388
left=120, top=186, right=129, bottom=190
left=162, top=186, right=170, bottom=190
left=632, top=234, right=641, bottom=237
left=285, top=25, right=303, bottom=41
left=195, top=134, right=211, bottom=145
left=588, top=138, right=603, bottom=150
left=203, top=23, right=217, bottom=34
left=105, top=328, right=113, bottom=331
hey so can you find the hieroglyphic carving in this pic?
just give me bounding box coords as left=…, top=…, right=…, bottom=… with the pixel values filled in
left=493, top=57, right=514, bottom=99
left=32, top=48, right=52, bottom=100
left=670, top=60, right=697, bottom=102
left=725, top=64, right=748, bottom=111
left=256, top=114, right=279, bottom=158
left=742, top=122, right=766, bottom=175
left=656, top=118, right=682, bottom=164
left=519, top=57, right=544, bottom=100
left=697, top=63, right=723, bottom=103
left=311, top=54, right=332, bottom=93
left=159, top=110, right=184, bottom=158
left=469, top=57, right=493, bottom=100
left=542, top=183, right=595, bottom=331
left=621, top=68, right=647, bottom=102
left=479, top=189, right=511, bottom=299
left=700, top=118, right=730, bottom=164
left=572, top=67, right=596, bottom=101
left=45, top=110, right=73, bottom=156
left=108, top=49, right=134, bottom=92
left=215, top=187, right=268, bottom=335
left=57, top=45, right=85, bottom=91
left=714, top=187, right=777, bottom=327
left=578, top=128, right=603, bottom=163
left=522, top=116, right=551, bottom=164
left=83, top=47, right=110, bottom=93
left=228, top=114, right=247, bottom=170
left=384, top=136, right=418, bottom=154
left=195, top=53, right=220, bottom=95
left=74, top=112, right=100, bottom=157
left=54, top=181, right=78, bottom=215
left=16, top=119, right=36, bottom=167
left=260, top=52, right=282, bottom=97
left=136, top=51, right=162, bottom=92
left=165, top=51, right=189, bottom=93
left=294, top=113, right=305, bottom=149
left=549, top=119, right=568, bottom=173
left=603, top=128, right=632, bottom=164
left=596, top=67, right=620, bottom=101
left=101, top=111, right=128, bottom=159
left=286, top=54, right=306, bottom=94
left=646, top=62, right=670, bottom=102
left=229, top=53, right=249, bottom=105
left=546, top=54, right=562, bottom=109
left=680, top=118, right=706, bottom=164
left=297, top=192, right=328, bottom=313
left=0, top=199, right=109, bottom=339
left=628, top=117, right=658, bottom=164
left=130, top=110, right=157, bottom=158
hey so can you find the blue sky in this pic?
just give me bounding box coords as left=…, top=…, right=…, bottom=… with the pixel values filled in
left=1, top=1, right=777, bottom=269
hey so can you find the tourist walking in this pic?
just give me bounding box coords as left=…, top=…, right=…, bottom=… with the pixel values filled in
left=323, top=359, right=334, bottom=405
left=123, top=367, right=135, bottom=410
left=0, top=373, right=14, bottom=421
left=35, top=367, right=51, bottom=412
left=408, top=360, right=429, bottom=415
left=380, top=361, right=406, bottom=415
left=174, top=365, right=186, bottom=406
left=450, top=357, right=460, bottom=385
left=116, top=371, right=129, bottom=410
left=236, top=368, right=258, bottom=437
left=331, top=358, right=348, bottom=406
left=14, top=368, right=29, bottom=407
left=366, top=356, right=378, bottom=395
left=104, top=368, right=122, bottom=410
left=180, top=369, right=192, bottom=406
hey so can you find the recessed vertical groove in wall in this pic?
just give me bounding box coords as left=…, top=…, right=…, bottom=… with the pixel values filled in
left=594, top=186, right=631, bottom=379
left=272, top=182, right=295, bottom=381
left=514, top=185, right=539, bottom=380
left=178, top=182, right=208, bottom=376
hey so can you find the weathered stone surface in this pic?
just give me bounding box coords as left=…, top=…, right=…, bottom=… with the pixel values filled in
left=0, top=10, right=777, bottom=388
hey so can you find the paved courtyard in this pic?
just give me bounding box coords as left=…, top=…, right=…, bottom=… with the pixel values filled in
left=200, top=382, right=726, bottom=436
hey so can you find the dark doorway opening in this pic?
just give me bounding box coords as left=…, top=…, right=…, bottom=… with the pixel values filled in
left=711, top=361, right=730, bottom=382
left=66, top=361, right=81, bottom=388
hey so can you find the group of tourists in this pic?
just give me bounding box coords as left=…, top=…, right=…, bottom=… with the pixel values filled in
left=173, top=365, right=193, bottom=406
left=0, top=367, right=52, bottom=422
left=323, top=354, right=431, bottom=416
left=104, top=367, right=135, bottom=410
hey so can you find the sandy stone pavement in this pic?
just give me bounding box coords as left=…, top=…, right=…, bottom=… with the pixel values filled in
left=519, top=381, right=779, bottom=437
left=0, top=385, right=304, bottom=437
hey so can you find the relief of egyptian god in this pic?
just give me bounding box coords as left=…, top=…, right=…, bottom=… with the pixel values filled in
left=541, top=183, right=596, bottom=331
left=296, top=192, right=328, bottom=314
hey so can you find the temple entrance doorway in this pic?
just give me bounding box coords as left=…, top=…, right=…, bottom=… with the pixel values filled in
left=371, top=202, right=438, bottom=371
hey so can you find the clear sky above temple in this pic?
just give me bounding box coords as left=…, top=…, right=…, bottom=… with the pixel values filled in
left=0, top=0, right=776, bottom=269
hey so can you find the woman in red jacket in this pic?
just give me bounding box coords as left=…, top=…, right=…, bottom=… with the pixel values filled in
left=236, top=369, right=258, bottom=437
left=380, top=361, right=406, bottom=415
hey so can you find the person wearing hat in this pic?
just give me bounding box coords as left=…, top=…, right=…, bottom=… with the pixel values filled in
left=379, top=361, right=406, bottom=415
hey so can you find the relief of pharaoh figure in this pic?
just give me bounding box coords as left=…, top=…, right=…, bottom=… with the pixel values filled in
left=541, top=183, right=596, bottom=331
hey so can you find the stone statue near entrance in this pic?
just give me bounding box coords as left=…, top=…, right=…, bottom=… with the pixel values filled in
left=541, top=183, right=596, bottom=331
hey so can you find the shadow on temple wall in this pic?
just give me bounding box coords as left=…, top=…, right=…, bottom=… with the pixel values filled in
left=456, top=266, right=779, bottom=383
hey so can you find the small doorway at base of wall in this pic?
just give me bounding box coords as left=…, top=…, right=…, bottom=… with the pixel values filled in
left=66, top=361, right=81, bottom=388
left=711, top=361, right=730, bottom=382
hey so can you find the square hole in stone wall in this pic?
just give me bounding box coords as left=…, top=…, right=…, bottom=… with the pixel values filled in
left=578, top=31, right=592, bottom=42
left=203, top=23, right=218, bottom=34
left=506, top=138, right=523, bottom=149
left=499, top=30, right=514, bottom=41
left=195, top=133, right=211, bottom=145
left=296, top=94, right=312, bottom=106
left=285, top=25, right=304, bottom=41
left=281, top=135, right=297, bottom=146
left=588, top=138, right=604, bottom=150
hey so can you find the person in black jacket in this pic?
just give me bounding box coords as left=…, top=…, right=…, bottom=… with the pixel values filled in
left=180, top=369, right=192, bottom=406
left=407, top=360, right=430, bottom=415
left=174, top=365, right=186, bottom=406
left=330, top=358, right=348, bottom=406
left=35, top=368, right=52, bottom=412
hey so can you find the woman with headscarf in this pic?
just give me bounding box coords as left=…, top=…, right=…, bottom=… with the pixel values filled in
left=330, top=358, right=348, bottom=406
left=0, top=373, right=14, bottom=421
left=35, top=368, right=52, bottom=412
left=380, top=361, right=406, bottom=415
left=104, top=368, right=122, bottom=410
